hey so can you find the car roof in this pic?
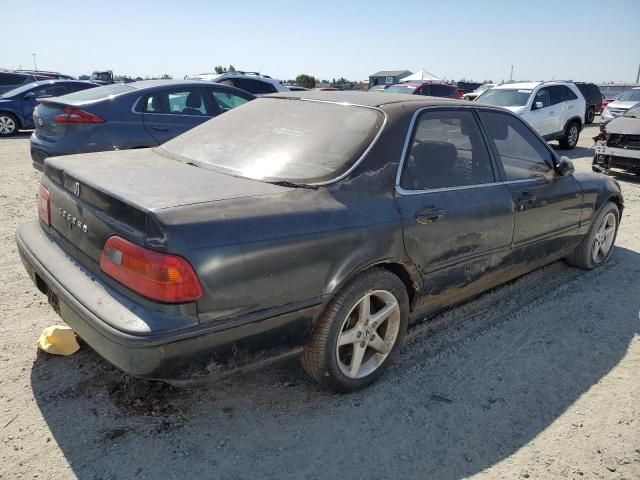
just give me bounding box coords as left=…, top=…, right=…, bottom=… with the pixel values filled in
left=493, top=82, right=541, bottom=90
left=265, top=90, right=467, bottom=108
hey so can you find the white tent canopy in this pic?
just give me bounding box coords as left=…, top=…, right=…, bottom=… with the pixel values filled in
left=400, top=69, right=441, bottom=82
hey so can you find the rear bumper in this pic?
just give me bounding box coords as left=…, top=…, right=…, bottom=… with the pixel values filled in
left=16, top=221, right=322, bottom=384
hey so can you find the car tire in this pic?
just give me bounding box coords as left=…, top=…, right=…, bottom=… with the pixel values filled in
left=301, top=268, right=409, bottom=392
left=585, top=107, right=595, bottom=124
left=559, top=121, right=580, bottom=149
left=0, top=112, right=18, bottom=137
left=566, top=201, right=619, bottom=270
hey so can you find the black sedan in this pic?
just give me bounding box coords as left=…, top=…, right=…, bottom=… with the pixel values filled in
left=29, top=80, right=255, bottom=170
left=16, top=92, right=623, bottom=392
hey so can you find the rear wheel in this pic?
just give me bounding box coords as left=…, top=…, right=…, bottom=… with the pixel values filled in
left=566, top=201, right=619, bottom=269
left=585, top=107, right=595, bottom=124
left=301, top=269, right=409, bottom=392
left=559, top=121, right=580, bottom=149
left=0, top=113, right=18, bottom=137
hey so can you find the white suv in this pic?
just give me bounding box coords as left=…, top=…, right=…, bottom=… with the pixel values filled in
left=477, top=81, right=586, bottom=149
left=189, top=71, right=289, bottom=96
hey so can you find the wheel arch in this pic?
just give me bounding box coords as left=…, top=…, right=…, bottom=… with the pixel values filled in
left=563, top=115, right=582, bottom=132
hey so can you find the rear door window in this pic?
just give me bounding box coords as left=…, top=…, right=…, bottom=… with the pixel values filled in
left=429, top=84, right=454, bottom=97
left=232, top=78, right=278, bottom=95
left=549, top=86, right=566, bottom=105
left=479, top=110, right=554, bottom=181
left=400, top=110, right=495, bottom=190
left=167, top=90, right=207, bottom=115
left=563, top=86, right=577, bottom=100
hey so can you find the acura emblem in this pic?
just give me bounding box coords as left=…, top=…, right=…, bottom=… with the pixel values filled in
left=73, top=182, right=80, bottom=197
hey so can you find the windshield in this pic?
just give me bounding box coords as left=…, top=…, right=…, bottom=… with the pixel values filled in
left=477, top=88, right=532, bottom=106
left=384, top=84, right=417, bottom=94
left=475, top=84, right=492, bottom=94
left=159, top=98, right=385, bottom=184
left=616, top=89, right=640, bottom=102
left=623, top=103, right=640, bottom=118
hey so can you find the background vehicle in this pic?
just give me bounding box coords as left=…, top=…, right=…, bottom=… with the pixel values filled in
left=601, top=92, right=621, bottom=113
left=574, top=82, right=603, bottom=123
left=368, top=85, right=389, bottom=92
left=477, top=81, right=585, bottom=149
left=593, top=102, right=640, bottom=175
left=384, top=81, right=463, bottom=98
left=17, top=92, right=622, bottom=393
left=0, top=80, right=97, bottom=137
left=287, top=86, right=309, bottom=91
left=463, top=83, right=495, bottom=101
left=600, top=88, right=640, bottom=125
left=90, top=70, right=114, bottom=85
left=30, top=80, right=254, bottom=168
left=189, top=71, right=288, bottom=95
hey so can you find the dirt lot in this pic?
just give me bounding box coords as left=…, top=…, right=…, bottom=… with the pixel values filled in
left=0, top=124, right=639, bottom=480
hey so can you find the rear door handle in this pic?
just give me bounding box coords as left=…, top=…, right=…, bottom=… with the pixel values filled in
left=152, top=126, right=169, bottom=132
left=416, top=208, right=445, bottom=224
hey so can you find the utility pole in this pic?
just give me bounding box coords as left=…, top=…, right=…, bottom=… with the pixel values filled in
left=32, top=53, right=37, bottom=71
left=636, top=60, right=640, bottom=84
left=509, top=65, right=514, bottom=82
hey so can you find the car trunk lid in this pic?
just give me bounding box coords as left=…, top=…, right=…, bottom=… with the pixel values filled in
left=42, top=148, right=288, bottom=265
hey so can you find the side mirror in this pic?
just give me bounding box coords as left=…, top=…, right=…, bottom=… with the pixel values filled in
left=533, top=101, right=543, bottom=110
left=556, top=155, right=575, bottom=176
left=23, top=92, right=36, bottom=100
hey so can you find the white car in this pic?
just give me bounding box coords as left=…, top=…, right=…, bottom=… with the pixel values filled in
left=477, top=81, right=586, bottom=149
left=463, top=83, right=495, bottom=101
left=189, top=71, right=289, bottom=96
left=600, top=87, right=640, bottom=124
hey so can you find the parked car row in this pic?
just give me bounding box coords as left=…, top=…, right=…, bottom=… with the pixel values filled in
left=30, top=80, right=254, bottom=168
left=17, top=90, right=623, bottom=392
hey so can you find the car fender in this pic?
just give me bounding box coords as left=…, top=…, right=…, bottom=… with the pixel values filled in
left=563, top=115, right=583, bottom=132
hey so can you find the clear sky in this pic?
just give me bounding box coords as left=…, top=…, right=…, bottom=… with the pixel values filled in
left=2, top=0, right=639, bottom=84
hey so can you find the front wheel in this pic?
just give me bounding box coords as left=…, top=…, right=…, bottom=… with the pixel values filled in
left=0, top=113, right=18, bottom=137
left=301, top=269, right=409, bottom=392
left=566, top=201, right=619, bottom=269
left=559, top=121, right=580, bottom=149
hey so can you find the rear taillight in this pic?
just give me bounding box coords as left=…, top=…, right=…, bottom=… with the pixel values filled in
left=38, top=184, right=51, bottom=226
left=100, top=236, right=202, bottom=303
left=53, top=107, right=105, bottom=124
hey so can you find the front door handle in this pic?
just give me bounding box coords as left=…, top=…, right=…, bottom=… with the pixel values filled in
left=517, top=191, right=537, bottom=211
left=416, top=208, right=445, bottom=224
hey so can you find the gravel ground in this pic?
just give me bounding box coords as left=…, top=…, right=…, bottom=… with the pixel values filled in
left=0, top=124, right=639, bottom=480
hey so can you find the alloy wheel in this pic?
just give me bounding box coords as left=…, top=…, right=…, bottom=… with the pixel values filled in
left=336, top=290, right=401, bottom=379
left=568, top=125, right=578, bottom=147
left=592, top=212, right=616, bottom=263
left=0, top=116, right=16, bottom=135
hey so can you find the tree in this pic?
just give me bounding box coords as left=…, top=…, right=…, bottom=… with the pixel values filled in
left=160, top=74, right=172, bottom=79
left=214, top=65, right=224, bottom=74
left=228, top=65, right=236, bottom=72
left=78, top=74, right=90, bottom=80
left=295, top=74, right=317, bottom=89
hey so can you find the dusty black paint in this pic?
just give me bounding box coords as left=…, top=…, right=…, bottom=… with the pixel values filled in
left=16, top=92, right=624, bottom=382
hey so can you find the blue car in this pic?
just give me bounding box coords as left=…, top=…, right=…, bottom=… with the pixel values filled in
left=0, top=80, right=97, bottom=137
left=30, top=80, right=255, bottom=170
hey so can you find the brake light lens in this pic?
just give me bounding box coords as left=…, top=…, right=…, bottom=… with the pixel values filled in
left=53, top=107, right=105, bottom=124
left=100, top=236, right=202, bottom=303
left=38, top=184, right=51, bottom=225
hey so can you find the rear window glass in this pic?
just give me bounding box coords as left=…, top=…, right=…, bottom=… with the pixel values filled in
left=159, top=98, right=385, bottom=184
left=60, top=83, right=134, bottom=101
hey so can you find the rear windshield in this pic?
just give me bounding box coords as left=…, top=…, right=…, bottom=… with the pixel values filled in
left=384, top=84, right=416, bottom=94
left=159, top=98, right=385, bottom=184
left=60, top=83, right=134, bottom=101
left=477, top=89, right=532, bottom=106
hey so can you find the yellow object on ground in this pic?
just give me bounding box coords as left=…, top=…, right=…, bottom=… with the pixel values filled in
left=37, top=325, right=80, bottom=356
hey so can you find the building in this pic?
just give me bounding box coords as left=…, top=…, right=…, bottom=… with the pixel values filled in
left=368, top=70, right=412, bottom=87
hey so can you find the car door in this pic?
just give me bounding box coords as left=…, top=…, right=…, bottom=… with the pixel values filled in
left=142, top=87, right=218, bottom=144
left=548, top=85, right=569, bottom=134
left=21, top=85, right=68, bottom=129
left=526, top=87, right=555, bottom=136
left=395, top=108, right=514, bottom=306
left=478, top=109, right=583, bottom=259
